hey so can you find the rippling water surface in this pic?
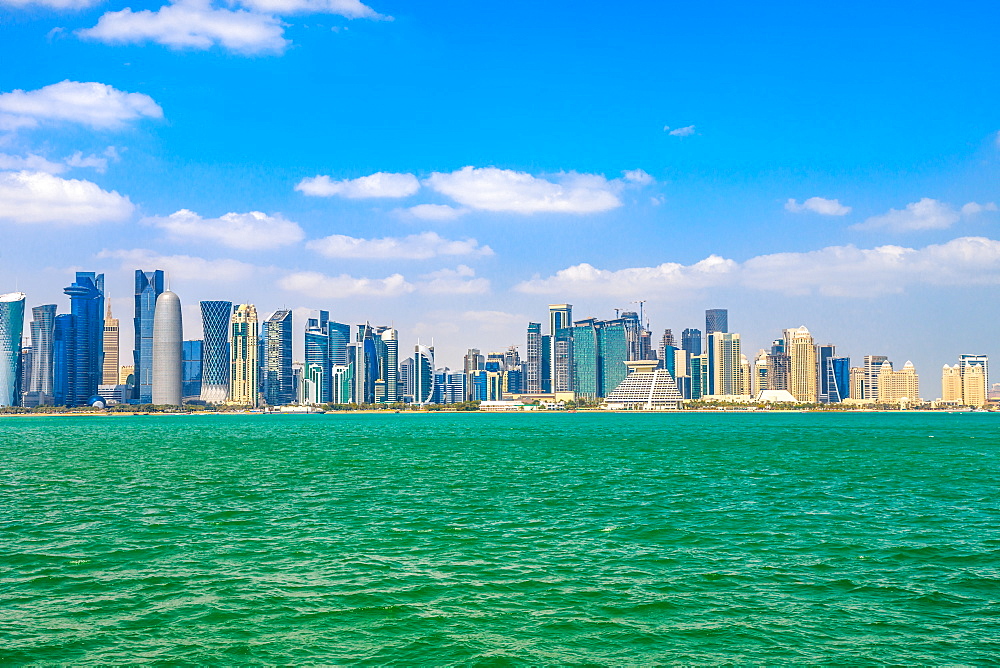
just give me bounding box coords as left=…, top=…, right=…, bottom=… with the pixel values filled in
left=2, top=412, right=999, bottom=663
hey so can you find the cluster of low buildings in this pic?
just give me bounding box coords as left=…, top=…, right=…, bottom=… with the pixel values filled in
left=0, top=272, right=993, bottom=411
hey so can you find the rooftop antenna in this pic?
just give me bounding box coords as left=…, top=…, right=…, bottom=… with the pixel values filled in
left=614, top=308, right=620, bottom=318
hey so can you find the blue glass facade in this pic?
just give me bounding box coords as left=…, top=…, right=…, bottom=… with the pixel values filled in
left=817, top=344, right=836, bottom=403
left=200, top=300, right=232, bottom=402
left=264, top=310, right=293, bottom=406
left=571, top=324, right=598, bottom=397
left=828, top=356, right=850, bottom=402
left=305, top=321, right=330, bottom=403
left=682, top=328, right=702, bottom=356
left=598, top=323, right=628, bottom=396
left=53, top=314, right=75, bottom=407
left=705, top=309, right=728, bottom=335
left=133, top=270, right=164, bottom=403
left=29, top=304, right=56, bottom=397
left=0, top=293, right=26, bottom=407
left=182, top=340, right=203, bottom=398
left=64, top=272, right=104, bottom=407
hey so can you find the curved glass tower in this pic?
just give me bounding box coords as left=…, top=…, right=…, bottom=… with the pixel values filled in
left=64, top=272, right=104, bottom=407
left=200, top=300, right=232, bottom=404
left=0, top=292, right=26, bottom=407
left=152, top=290, right=183, bottom=406
left=414, top=344, right=435, bottom=405
left=29, top=304, right=56, bottom=398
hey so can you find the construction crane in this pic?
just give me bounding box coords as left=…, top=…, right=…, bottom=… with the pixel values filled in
left=631, top=300, right=647, bottom=328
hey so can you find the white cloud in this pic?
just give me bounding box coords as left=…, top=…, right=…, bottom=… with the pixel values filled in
left=855, top=198, right=971, bottom=232
left=234, top=0, right=385, bottom=18
left=785, top=196, right=852, bottom=216
left=0, top=153, right=67, bottom=173
left=0, top=0, right=101, bottom=9
left=0, top=170, right=134, bottom=224
left=97, top=248, right=257, bottom=282
left=416, top=265, right=490, bottom=294
left=402, top=203, right=468, bottom=221
left=425, top=166, right=622, bottom=214
left=79, top=0, right=288, bottom=55
left=306, top=230, right=492, bottom=260
left=295, top=171, right=419, bottom=198
left=278, top=270, right=414, bottom=298
left=0, top=80, right=162, bottom=129
left=145, top=209, right=305, bottom=250
left=664, top=125, right=695, bottom=137
left=515, top=237, right=1000, bottom=299
left=622, top=168, right=654, bottom=185
left=961, top=201, right=998, bottom=216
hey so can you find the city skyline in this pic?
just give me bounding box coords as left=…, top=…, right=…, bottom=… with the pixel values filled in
left=1, top=1, right=998, bottom=379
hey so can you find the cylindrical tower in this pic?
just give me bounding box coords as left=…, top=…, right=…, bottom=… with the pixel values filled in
left=151, top=290, right=182, bottom=406
left=0, top=292, right=26, bottom=407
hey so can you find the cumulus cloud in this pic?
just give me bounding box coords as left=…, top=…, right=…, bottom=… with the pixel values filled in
left=401, top=203, right=468, bottom=221
left=0, top=80, right=162, bottom=129
left=416, top=265, right=490, bottom=294
left=961, top=201, right=998, bottom=216
left=515, top=237, right=1000, bottom=298
left=622, top=168, right=654, bottom=185
left=0, top=153, right=67, bottom=173
left=295, top=171, right=419, bottom=198
left=278, top=270, right=414, bottom=298
left=785, top=197, right=852, bottom=216
left=425, top=166, right=622, bottom=214
left=0, top=0, right=100, bottom=9
left=145, top=209, right=305, bottom=250
left=0, top=170, right=134, bottom=224
left=235, top=0, right=385, bottom=18
left=664, top=125, right=695, bottom=136
left=97, top=248, right=257, bottom=281
left=79, top=0, right=288, bottom=54
left=853, top=197, right=995, bottom=232
left=306, top=230, right=492, bottom=260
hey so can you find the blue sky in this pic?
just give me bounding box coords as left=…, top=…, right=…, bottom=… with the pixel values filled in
left=1, top=0, right=998, bottom=384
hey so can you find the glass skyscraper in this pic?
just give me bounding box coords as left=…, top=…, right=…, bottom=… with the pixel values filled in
left=681, top=328, right=702, bottom=356
left=29, top=304, right=56, bottom=400
left=705, top=308, right=728, bottom=336
left=52, top=314, right=75, bottom=407
left=414, top=344, right=435, bottom=405
left=133, top=269, right=164, bottom=403
left=305, top=311, right=331, bottom=403
left=0, top=292, right=26, bottom=407
left=64, top=272, right=104, bottom=407
left=525, top=322, right=542, bottom=394
left=264, top=309, right=293, bottom=406
left=200, top=300, right=232, bottom=404
left=182, top=340, right=203, bottom=399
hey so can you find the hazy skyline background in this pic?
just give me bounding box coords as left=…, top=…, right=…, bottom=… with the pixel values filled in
left=1, top=0, right=998, bottom=382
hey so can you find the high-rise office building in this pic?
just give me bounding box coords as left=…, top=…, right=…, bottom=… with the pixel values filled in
left=549, top=304, right=573, bottom=337
left=0, top=292, right=26, bottom=407
left=525, top=322, right=542, bottom=394
left=28, top=304, right=56, bottom=402
left=707, top=331, right=742, bottom=397
left=102, top=300, right=119, bottom=385
left=305, top=311, right=331, bottom=403
left=19, top=344, right=32, bottom=405
left=941, top=364, right=962, bottom=403
left=658, top=329, right=676, bottom=369
left=786, top=326, right=817, bottom=403
left=826, top=356, right=850, bottom=403
left=570, top=317, right=629, bottom=398
left=863, top=355, right=889, bottom=400
left=816, top=344, right=836, bottom=403
left=133, top=270, right=164, bottom=404
left=549, top=304, right=572, bottom=392
left=182, top=340, right=203, bottom=399
left=766, top=339, right=790, bottom=391
left=229, top=304, right=259, bottom=406
left=378, top=327, right=399, bottom=403
left=52, top=314, right=74, bottom=407
left=705, top=309, right=728, bottom=336
left=264, top=309, right=293, bottom=406
left=200, top=300, right=232, bottom=404
left=681, top=328, right=702, bottom=356
left=64, top=272, right=104, bottom=407
left=753, top=349, right=769, bottom=394
left=414, top=344, right=435, bottom=405
left=151, top=290, right=182, bottom=406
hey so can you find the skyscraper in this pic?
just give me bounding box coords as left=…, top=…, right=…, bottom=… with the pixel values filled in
left=378, top=327, right=399, bottom=403
left=133, top=270, right=164, bottom=404
left=826, top=356, right=850, bottom=403
left=152, top=290, right=183, bottom=406
left=0, top=292, right=26, bottom=407
left=64, top=271, right=104, bottom=407
left=200, top=300, right=232, bottom=404
left=229, top=304, right=259, bottom=406
left=414, top=343, right=435, bottom=405
left=548, top=304, right=572, bottom=337
left=525, top=322, right=542, bottom=394
left=786, top=326, right=817, bottom=403
left=305, top=311, right=331, bottom=403
left=958, top=355, right=989, bottom=408
left=102, top=299, right=119, bottom=385
left=52, top=314, right=74, bottom=407
left=863, top=355, right=888, bottom=400
left=707, top=331, right=742, bottom=397
left=681, top=328, right=702, bottom=356
left=264, top=309, right=293, bottom=406
left=549, top=304, right=572, bottom=392
left=816, top=344, right=836, bottom=403
left=28, top=304, right=56, bottom=401
left=705, top=308, right=728, bottom=336
left=182, top=340, right=203, bottom=399
left=876, top=361, right=919, bottom=404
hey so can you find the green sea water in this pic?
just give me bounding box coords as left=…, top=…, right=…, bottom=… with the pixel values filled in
left=2, top=412, right=999, bottom=664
